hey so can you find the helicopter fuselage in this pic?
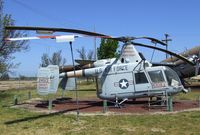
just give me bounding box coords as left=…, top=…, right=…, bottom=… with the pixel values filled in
left=61, top=59, right=186, bottom=100
left=96, top=64, right=184, bottom=100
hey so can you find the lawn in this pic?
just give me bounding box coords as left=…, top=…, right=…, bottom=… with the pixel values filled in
left=0, top=82, right=200, bottom=135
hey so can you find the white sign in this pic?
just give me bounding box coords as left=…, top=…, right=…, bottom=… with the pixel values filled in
left=37, top=67, right=50, bottom=95
left=48, top=65, right=59, bottom=94
left=37, top=65, right=59, bottom=95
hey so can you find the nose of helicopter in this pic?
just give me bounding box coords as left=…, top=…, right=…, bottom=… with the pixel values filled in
left=165, top=85, right=187, bottom=96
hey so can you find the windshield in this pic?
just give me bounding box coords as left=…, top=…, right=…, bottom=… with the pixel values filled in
left=148, top=70, right=166, bottom=88
left=164, top=67, right=181, bottom=86
left=148, top=70, right=165, bottom=83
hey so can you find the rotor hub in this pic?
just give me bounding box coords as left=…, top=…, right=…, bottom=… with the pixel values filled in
left=118, top=36, right=136, bottom=43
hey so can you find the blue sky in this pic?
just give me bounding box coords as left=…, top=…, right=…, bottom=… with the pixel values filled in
left=4, top=0, right=200, bottom=76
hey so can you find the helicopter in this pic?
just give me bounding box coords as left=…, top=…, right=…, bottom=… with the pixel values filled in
left=161, top=46, right=200, bottom=79
left=5, top=26, right=196, bottom=106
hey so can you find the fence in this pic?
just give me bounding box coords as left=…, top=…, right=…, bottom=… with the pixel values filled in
left=0, top=80, right=36, bottom=91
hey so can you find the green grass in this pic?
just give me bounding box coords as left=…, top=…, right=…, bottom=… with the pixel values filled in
left=174, top=89, right=200, bottom=100
left=0, top=83, right=200, bottom=135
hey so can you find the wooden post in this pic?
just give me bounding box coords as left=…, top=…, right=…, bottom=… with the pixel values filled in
left=198, top=96, right=200, bottom=108
left=13, top=95, right=18, bottom=105
left=28, top=91, right=31, bottom=100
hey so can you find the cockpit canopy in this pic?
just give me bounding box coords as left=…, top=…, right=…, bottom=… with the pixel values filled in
left=147, top=66, right=181, bottom=87
left=164, top=66, right=182, bottom=87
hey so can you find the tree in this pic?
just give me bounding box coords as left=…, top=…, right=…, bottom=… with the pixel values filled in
left=76, top=46, right=94, bottom=60
left=0, top=0, right=28, bottom=79
left=50, top=50, right=66, bottom=66
left=40, top=53, right=49, bottom=67
left=76, top=46, right=86, bottom=60
left=87, top=50, right=94, bottom=60
left=97, top=39, right=119, bottom=59
left=40, top=50, right=66, bottom=67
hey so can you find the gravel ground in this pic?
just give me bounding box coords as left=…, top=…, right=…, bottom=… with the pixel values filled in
left=17, top=97, right=200, bottom=115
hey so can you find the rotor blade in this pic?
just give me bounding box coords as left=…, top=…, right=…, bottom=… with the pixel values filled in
left=195, top=51, right=200, bottom=76
left=75, top=59, right=95, bottom=65
left=5, top=26, right=111, bottom=38
left=152, top=62, right=176, bottom=67
left=138, top=37, right=167, bottom=46
left=132, top=42, right=195, bottom=66
left=5, top=35, right=82, bottom=42
left=106, top=36, right=167, bottom=45
left=5, top=26, right=167, bottom=45
left=5, top=35, right=56, bottom=41
left=59, top=65, right=81, bottom=73
left=110, top=36, right=137, bottom=42
left=195, top=61, right=199, bottom=76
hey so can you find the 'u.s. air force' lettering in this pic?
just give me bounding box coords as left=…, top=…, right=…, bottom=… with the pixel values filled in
left=112, top=65, right=128, bottom=72
left=117, top=65, right=128, bottom=71
left=94, top=68, right=103, bottom=74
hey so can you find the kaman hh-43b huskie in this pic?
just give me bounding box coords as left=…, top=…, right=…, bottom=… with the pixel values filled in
left=6, top=26, right=199, bottom=106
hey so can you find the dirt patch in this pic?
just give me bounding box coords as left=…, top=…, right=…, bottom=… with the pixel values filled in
left=14, top=97, right=200, bottom=115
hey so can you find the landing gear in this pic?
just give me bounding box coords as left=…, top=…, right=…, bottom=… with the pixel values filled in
left=107, top=97, right=128, bottom=108
left=114, top=97, right=128, bottom=108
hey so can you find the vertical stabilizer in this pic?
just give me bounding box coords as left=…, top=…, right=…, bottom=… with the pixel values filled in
left=60, top=77, right=76, bottom=90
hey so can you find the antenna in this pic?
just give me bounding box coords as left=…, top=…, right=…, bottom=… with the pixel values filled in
left=162, top=34, right=172, bottom=59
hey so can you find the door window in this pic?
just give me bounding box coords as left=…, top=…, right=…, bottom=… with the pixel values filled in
left=135, top=72, right=148, bottom=84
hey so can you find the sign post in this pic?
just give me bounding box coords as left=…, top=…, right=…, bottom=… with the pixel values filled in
left=167, top=96, right=173, bottom=112
left=103, top=100, right=108, bottom=113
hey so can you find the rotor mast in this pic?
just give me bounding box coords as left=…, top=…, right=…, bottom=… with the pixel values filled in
left=118, top=42, right=142, bottom=63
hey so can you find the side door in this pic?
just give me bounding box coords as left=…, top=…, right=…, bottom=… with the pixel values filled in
left=105, top=72, right=135, bottom=95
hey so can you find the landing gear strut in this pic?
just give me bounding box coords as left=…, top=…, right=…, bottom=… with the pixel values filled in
left=114, top=97, right=128, bottom=108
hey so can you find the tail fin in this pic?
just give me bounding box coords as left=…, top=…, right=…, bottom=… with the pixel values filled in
left=60, top=77, right=76, bottom=90
left=37, top=65, right=59, bottom=95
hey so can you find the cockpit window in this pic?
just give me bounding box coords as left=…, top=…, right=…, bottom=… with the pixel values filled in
left=164, top=67, right=181, bottom=86
left=148, top=70, right=165, bottom=83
